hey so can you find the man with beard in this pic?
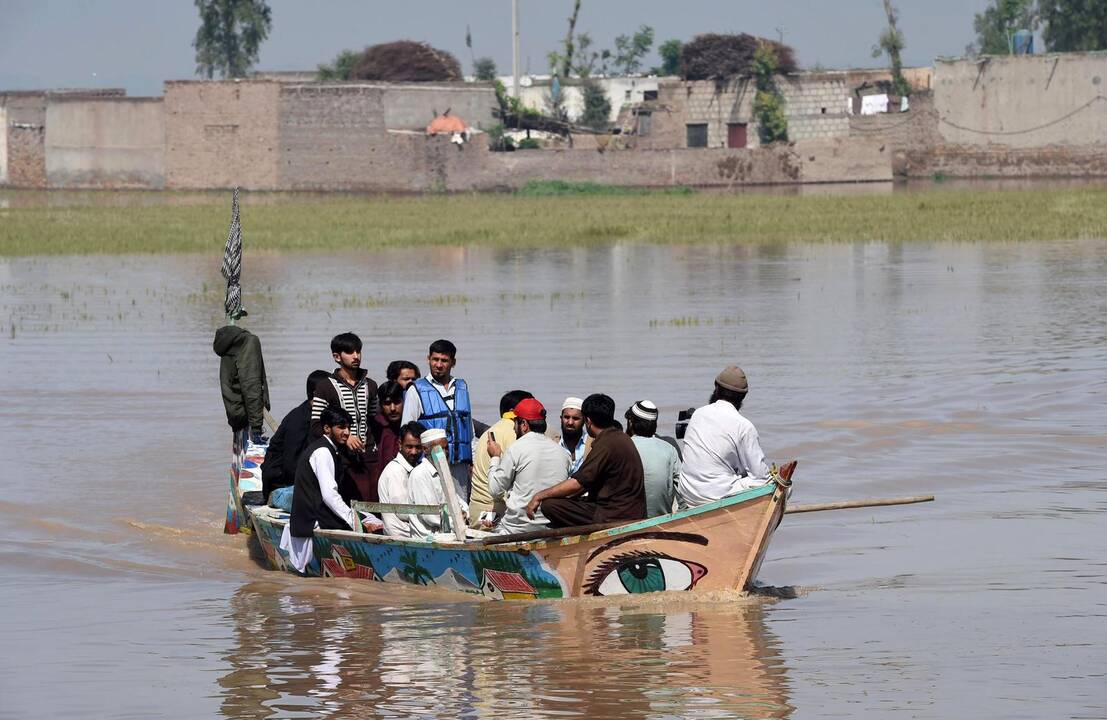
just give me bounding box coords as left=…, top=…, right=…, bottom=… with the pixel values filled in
left=376, top=421, right=427, bottom=538
left=555, top=397, right=590, bottom=475
left=407, top=427, right=470, bottom=537
left=263, top=368, right=331, bottom=509
left=676, top=366, right=773, bottom=509
left=311, top=332, right=379, bottom=502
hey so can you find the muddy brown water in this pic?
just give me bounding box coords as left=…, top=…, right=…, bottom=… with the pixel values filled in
left=1, top=234, right=1105, bottom=718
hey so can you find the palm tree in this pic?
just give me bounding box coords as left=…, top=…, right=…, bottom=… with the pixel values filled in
left=399, top=550, right=434, bottom=585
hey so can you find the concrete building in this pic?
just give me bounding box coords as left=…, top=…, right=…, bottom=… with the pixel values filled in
left=498, top=74, right=661, bottom=123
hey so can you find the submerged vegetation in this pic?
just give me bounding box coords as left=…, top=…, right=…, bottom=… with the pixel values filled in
left=1, top=185, right=1106, bottom=256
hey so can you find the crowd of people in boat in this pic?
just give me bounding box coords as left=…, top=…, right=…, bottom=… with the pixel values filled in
left=216, top=329, right=781, bottom=545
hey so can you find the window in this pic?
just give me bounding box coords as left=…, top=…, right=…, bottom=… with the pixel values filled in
left=686, top=123, right=708, bottom=148
left=637, top=111, right=652, bottom=136
left=643, top=90, right=658, bottom=101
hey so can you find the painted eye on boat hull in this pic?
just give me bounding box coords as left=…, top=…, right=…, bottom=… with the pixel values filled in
left=590, top=554, right=708, bottom=596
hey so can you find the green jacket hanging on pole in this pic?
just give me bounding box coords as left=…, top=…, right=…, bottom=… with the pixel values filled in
left=213, top=325, right=270, bottom=436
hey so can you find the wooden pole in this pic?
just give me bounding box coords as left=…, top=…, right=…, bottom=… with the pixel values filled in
left=428, top=445, right=467, bottom=542
left=785, top=495, right=934, bottom=514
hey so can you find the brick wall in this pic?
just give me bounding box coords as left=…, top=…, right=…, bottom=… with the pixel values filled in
left=165, top=81, right=281, bottom=189
left=278, top=84, right=396, bottom=190
left=1, top=93, right=46, bottom=187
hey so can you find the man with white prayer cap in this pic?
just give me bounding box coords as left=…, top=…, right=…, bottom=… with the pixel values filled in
left=407, top=427, right=469, bottom=536
left=555, top=396, right=590, bottom=474
left=676, top=366, right=772, bottom=509
left=625, top=400, right=682, bottom=518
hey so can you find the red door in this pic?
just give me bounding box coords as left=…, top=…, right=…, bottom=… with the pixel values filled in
left=727, top=123, right=748, bottom=148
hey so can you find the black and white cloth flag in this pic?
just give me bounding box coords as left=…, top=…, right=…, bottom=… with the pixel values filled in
left=221, top=187, right=246, bottom=320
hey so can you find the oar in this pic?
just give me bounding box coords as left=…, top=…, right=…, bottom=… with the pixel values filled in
left=785, top=495, right=934, bottom=514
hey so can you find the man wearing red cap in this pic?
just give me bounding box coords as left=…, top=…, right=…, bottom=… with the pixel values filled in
left=485, top=398, right=571, bottom=535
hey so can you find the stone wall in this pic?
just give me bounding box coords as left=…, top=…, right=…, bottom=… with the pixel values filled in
left=45, top=97, right=165, bottom=188
left=165, top=81, right=281, bottom=190
left=410, top=135, right=891, bottom=192
left=934, top=52, right=1107, bottom=148
left=849, top=92, right=943, bottom=175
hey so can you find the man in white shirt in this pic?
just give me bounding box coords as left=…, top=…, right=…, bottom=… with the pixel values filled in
left=677, top=366, right=772, bottom=509
left=555, top=397, right=590, bottom=475
left=376, top=421, right=427, bottom=538
left=281, top=407, right=381, bottom=572
left=485, top=398, right=571, bottom=535
left=401, top=339, right=475, bottom=500
left=407, top=427, right=469, bottom=537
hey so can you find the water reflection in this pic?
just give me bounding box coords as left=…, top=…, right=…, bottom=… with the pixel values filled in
left=221, top=584, right=791, bottom=719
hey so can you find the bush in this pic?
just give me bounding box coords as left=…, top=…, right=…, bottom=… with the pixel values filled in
left=517, top=138, right=541, bottom=149
left=487, top=124, right=515, bottom=152
left=681, top=33, right=796, bottom=81
left=579, top=81, right=611, bottom=130
left=352, top=41, right=462, bottom=82
left=473, top=57, right=497, bottom=81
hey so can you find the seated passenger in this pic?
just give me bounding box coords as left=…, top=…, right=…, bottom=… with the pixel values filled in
left=625, top=400, right=681, bottom=518
left=486, top=398, right=570, bottom=535
left=527, top=394, right=646, bottom=528
left=677, top=366, right=771, bottom=509
left=281, top=407, right=381, bottom=573
left=554, top=397, right=590, bottom=474
left=470, top=389, right=534, bottom=527
left=408, top=428, right=470, bottom=536
left=263, top=369, right=330, bottom=510
left=376, top=421, right=426, bottom=538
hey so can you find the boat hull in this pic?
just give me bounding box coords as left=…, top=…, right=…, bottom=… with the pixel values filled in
left=248, top=483, right=786, bottom=600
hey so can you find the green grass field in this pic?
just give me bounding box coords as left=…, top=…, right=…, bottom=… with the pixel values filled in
left=1, top=184, right=1105, bottom=255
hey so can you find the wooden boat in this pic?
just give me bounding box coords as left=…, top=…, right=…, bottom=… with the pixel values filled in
left=231, top=432, right=790, bottom=600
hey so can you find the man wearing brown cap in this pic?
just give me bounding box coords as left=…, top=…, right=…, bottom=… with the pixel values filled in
left=677, top=366, right=772, bottom=509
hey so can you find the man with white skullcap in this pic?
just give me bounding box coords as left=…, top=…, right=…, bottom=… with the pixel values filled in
left=677, top=366, right=772, bottom=508
left=555, top=397, right=590, bottom=474
left=625, top=400, right=682, bottom=518
left=407, top=427, right=469, bottom=536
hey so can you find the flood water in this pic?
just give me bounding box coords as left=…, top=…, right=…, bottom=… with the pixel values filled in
left=1, top=227, right=1105, bottom=717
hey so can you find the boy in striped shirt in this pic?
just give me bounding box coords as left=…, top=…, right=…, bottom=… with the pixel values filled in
left=311, top=332, right=380, bottom=501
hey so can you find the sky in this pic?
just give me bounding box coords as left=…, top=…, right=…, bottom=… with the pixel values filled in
left=0, top=1, right=995, bottom=97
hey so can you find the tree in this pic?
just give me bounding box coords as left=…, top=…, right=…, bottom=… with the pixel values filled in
left=658, top=39, right=682, bottom=75
left=968, top=0, right=1038, bottom=55
left=1040, top=0, right=1107, bottom=51
left=613, top=25, right=655, bottom=74
left=871, top=0, right=910, bottom=97
left=579, top=80, right=611, bottom=130
left=317, top=49, right=359, bottom=81
left=751, top=43, right=788, bottom=144
left=473, top=57, right=498, bottom=81
left=192, top=0, right=272, bottom=79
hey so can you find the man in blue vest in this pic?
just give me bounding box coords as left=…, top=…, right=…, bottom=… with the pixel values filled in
left=401, top=339, right=475, bottom=500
